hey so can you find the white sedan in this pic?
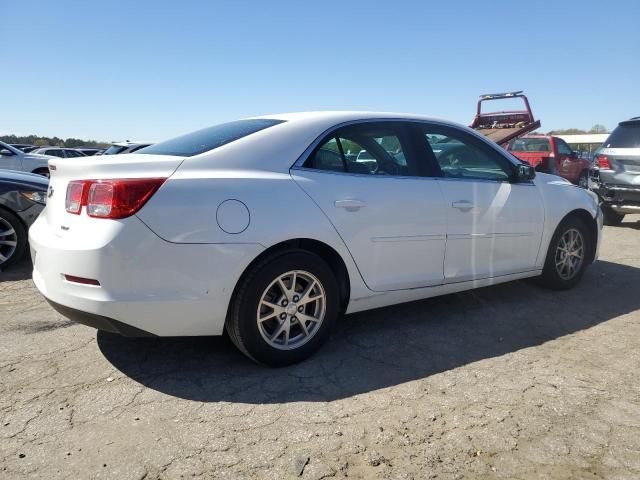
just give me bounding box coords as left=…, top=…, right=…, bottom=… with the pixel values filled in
left=29, top=112, right=602, bottom=366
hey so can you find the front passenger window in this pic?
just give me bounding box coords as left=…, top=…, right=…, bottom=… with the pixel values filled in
left=423, top=130, right=511, bottom=181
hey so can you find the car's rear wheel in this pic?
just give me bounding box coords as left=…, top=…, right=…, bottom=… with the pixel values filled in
left=539, top=216, right=590, bottom=290
left=0, top=208, right=27, bottom=269
left=226, top=250, right=339, bottom=366
left=602, top=206, right=624, bottom=226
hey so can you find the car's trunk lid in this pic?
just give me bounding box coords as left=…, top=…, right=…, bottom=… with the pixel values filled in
left=45, top=153, right=185, bottom=236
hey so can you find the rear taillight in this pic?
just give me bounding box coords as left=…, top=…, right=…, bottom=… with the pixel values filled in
left=597, top=154, right=612, bottom=169
left=65, top=181, right=86, bottom=214
left=65, top=178, right=166, bottom=219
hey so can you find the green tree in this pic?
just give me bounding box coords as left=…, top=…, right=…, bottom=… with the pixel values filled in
left=588, top=124, right=608, bottom=134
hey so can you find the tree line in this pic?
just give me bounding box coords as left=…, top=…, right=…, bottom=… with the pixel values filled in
left=546, top=124, right=608, bottom=135
left=0, top=134, right=110, bottom=148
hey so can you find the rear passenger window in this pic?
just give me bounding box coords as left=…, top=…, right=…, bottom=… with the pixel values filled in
left=306, top=124, right=414, bottom=176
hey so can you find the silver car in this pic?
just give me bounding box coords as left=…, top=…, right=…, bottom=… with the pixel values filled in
left=0, top=141, right=54, bottom=177
left=31, top=147, right=87, bottom=159
left=590, top=117, right=640, bottom=225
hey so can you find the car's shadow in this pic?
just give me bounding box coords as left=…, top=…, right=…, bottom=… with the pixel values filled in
left=0, top=258, right=32, bottom=282
left=97, top=260, right=640, bottom=403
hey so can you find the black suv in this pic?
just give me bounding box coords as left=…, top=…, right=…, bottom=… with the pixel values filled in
left=590, top=117, right=640, bottom=225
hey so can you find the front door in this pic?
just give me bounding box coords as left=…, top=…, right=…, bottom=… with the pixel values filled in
left=412, top=123, right=545, bottom=282
left=555, top=137, right=579, bottom=182
left=292, top=122, right=447, bottom=291
left=0, top=147, right=22, bottom=171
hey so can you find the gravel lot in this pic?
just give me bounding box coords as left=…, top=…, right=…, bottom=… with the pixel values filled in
left=1, top=216, right=640, bottom=479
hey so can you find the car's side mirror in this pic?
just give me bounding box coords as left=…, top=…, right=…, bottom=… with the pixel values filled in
left=514, top=163, right=535, bottom=182
left=570, top=151, right=577, bottom=159
left=0, top=148, right=14, bottom=156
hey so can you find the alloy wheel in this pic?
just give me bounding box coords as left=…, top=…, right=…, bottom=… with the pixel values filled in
left=0, top=217, right=18, bottom=266
left=256, top=270, right=326, bottom=350
left=554, top=228, right=584, bottom=280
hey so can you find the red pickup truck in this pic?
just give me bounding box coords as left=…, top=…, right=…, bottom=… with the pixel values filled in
left=505, top=135, right=592, bottom=186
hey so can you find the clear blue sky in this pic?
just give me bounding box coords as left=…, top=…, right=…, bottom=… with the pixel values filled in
left=2, top=0, right=639, bottom=142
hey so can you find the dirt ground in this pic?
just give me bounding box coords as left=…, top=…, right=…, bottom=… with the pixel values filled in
left=1, top=216, right=639, bottom=480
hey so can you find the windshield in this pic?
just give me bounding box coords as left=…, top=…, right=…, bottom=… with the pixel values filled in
left=0, top=141, right=20, bottom=155
left=103, top=145, right=128, bottom=155
left=137, top=119, right=285, bottom=157
left=509, top=137, right=550, bottom=152
left=604, top=124, right=640, bottom=148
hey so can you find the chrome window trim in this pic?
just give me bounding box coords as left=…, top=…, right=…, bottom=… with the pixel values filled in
left=290, top=117, right=533, bottom=179
left=292, top=166, right=536, bottom=186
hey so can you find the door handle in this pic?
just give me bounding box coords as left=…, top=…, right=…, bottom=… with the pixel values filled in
left=335, top=199, right=366, bottom=211
left=451, top=200, right=475, bottom=212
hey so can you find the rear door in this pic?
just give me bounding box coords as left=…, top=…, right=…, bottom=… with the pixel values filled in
left=412, top=123, right=544, bottom=282
left=291, top=122, right=447, bottom=292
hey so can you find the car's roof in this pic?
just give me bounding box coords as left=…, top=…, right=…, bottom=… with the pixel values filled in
left=252, top=111, right=454, bottom=128
left=111, top=142, right=150, bottom=147
left=170, top=111, right=491, bottom=174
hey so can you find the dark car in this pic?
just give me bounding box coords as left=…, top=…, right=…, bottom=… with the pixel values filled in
left=590, top=117, right=640, bottom=225
left=0, top=170, right=48, bottom=269
left=9, top=144, right=37, bottom=153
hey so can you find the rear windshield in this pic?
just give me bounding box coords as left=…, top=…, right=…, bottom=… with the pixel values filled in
left=137, top=119, right=285, bottom=157
left=604, top=124, right=640, bottom=148
left=103, top=145, right=127, bottom=155
left=509, top=137, right=550, bottom=152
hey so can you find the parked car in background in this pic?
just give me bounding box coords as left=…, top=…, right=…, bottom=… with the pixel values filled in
left=589, top=116, right=640, bottom=225
left=0, top=141, right=54, bottom=177
left=101, top=141, right=152, bottom=155
left=75, top=147, right=105, bottom=156
left=30, top=112, right=602, bottom=366
left=506, top=135, right=592, bottom=187
left=0, top=170, right=48, bottom=268
left=9, top=144, right=37, bottom=153
left=31, top=147, right=87, bottom=158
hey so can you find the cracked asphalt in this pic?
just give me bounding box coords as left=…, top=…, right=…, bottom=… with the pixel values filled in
left=1, top=216, right=640, bottom=479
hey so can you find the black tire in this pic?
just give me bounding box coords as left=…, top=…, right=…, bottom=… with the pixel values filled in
left=602, top=207, right=624, bottom=226
left=32, top=168, right=50, bottom=178
left=226, top=250, right=340, bottom=366
left=539, top=216, right=591, bottom=290
left=0, top=208, right=28, bottom=270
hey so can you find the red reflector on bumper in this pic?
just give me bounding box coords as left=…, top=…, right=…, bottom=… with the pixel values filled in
left=63, top=275, right=101, bottom=286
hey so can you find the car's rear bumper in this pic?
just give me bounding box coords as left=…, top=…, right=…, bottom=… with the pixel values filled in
left=589, top=169, right=640, bottom=213
left=29, top=214, right=264, bottom=336
left=46, top=298, right=156, bottom=336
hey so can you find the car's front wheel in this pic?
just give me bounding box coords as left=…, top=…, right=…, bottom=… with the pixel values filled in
left=539, top=216, right=590, bottom=290
left=226, top=250, right=340, bottom=366
left=0, top=208, right=27, bottom=269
